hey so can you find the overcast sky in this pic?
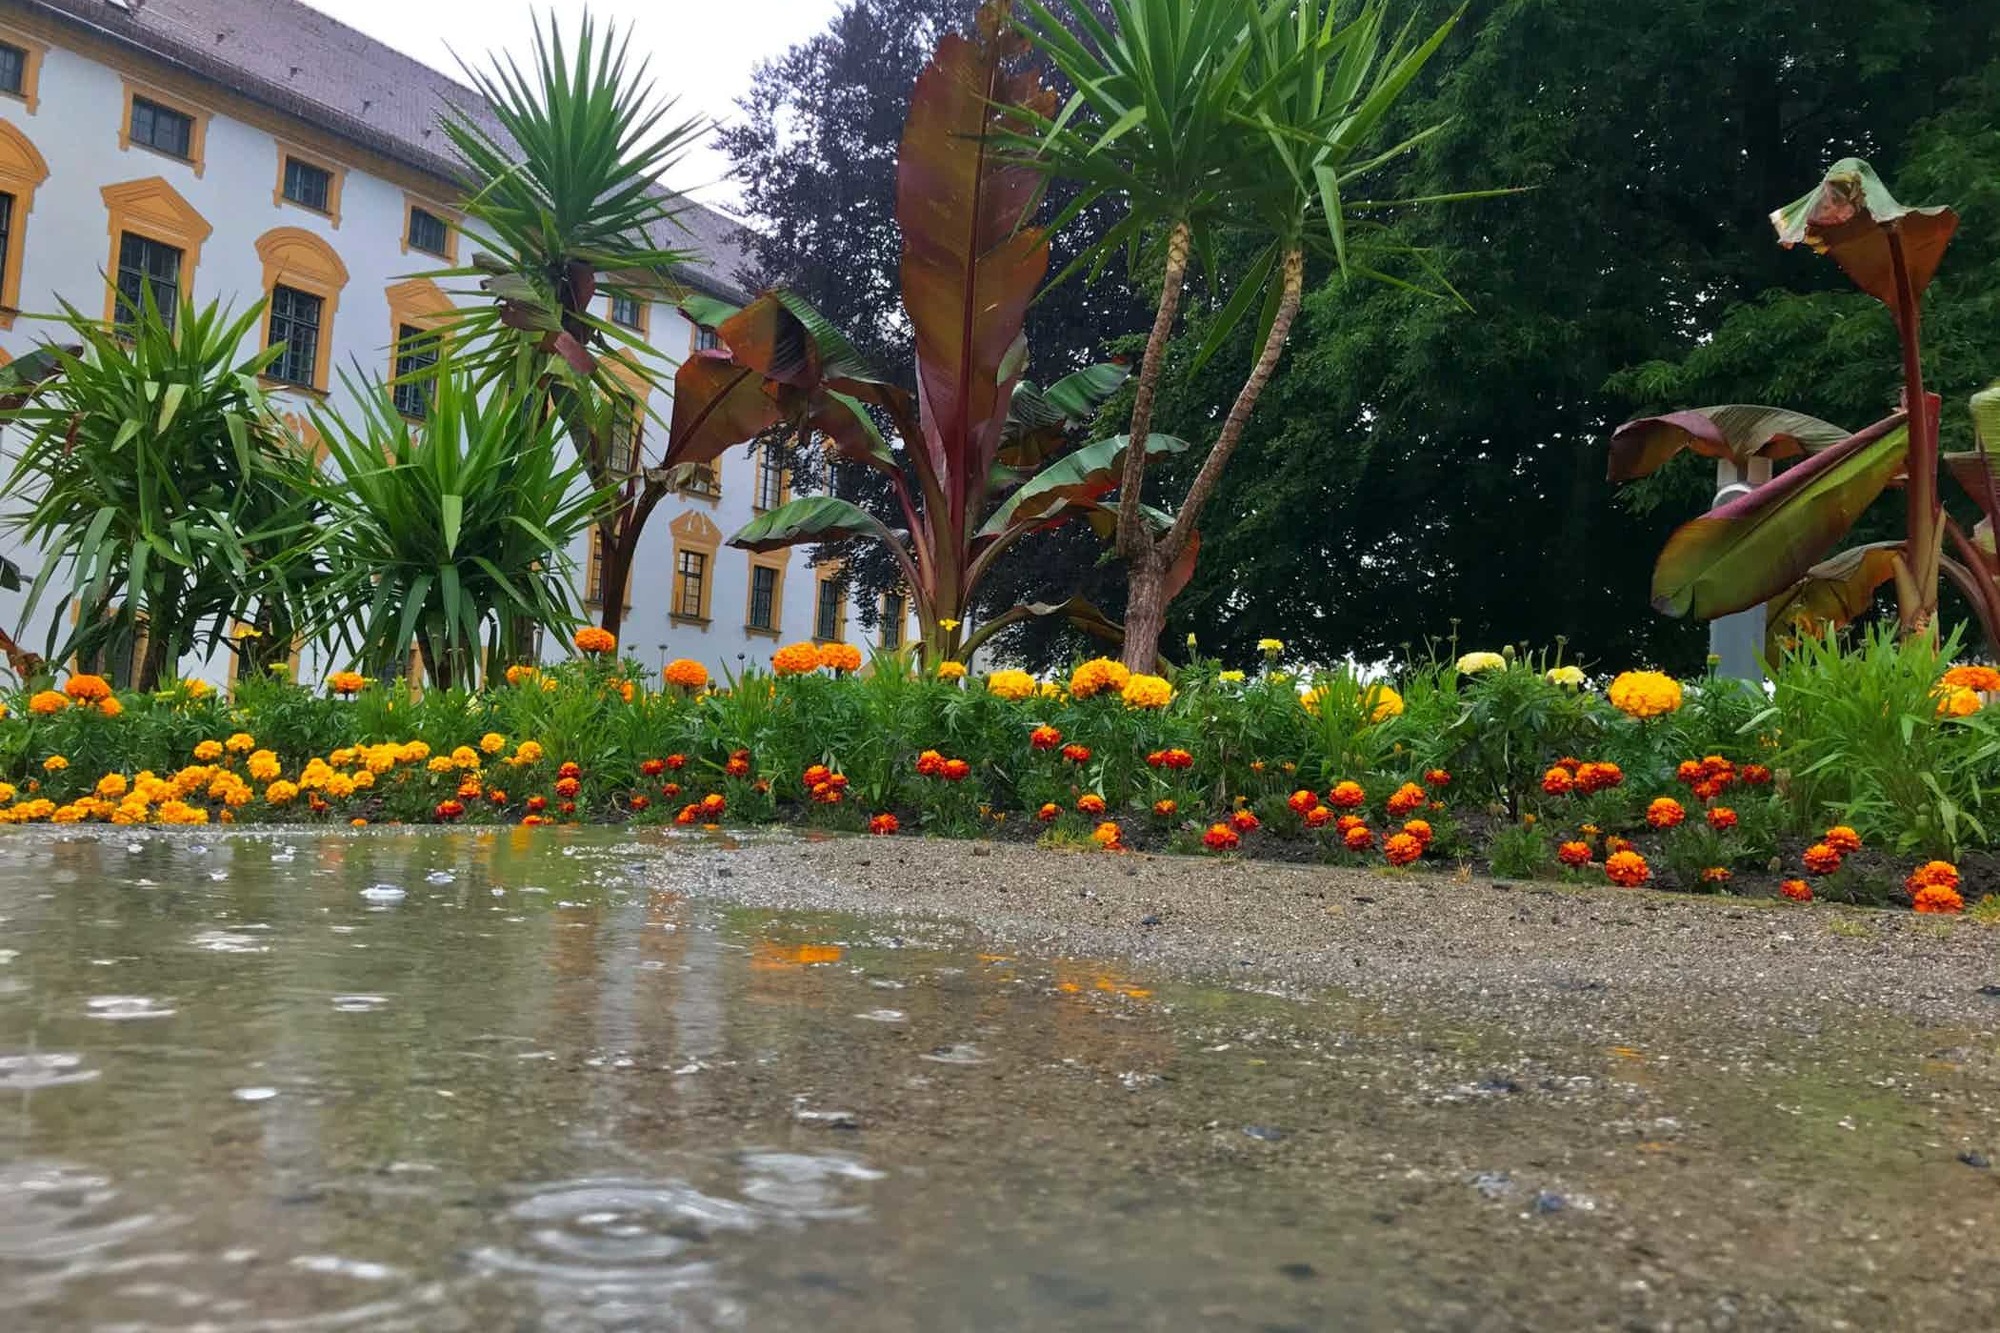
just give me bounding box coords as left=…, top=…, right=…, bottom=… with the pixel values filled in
left=303, top=0, right=846, bottom=212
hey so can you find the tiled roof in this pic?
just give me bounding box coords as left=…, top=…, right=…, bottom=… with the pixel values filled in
left=12, top=0, right=752, bottom=301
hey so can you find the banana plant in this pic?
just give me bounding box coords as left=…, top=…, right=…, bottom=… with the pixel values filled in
left=1607, top=158, right=2000, bottom=653
left=663, top=4, right=1177, bottom=662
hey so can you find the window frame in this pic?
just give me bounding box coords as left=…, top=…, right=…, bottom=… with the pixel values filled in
left=880, top=591, right=906, bottom=650
left=273, top=147, right=345, bottom=226
left=0, top=120, right=46, bottom=330
left=100, top=178, right=210, bottom=331
left=119, top=83, right=208, bottom=174
left=253, top=226, right=348, bottom=395
left=691, top=324, right=721, bottom=353
left=667, top=511, right=722, bottom=629
left=0, top=28, right=45, bottom=112
left=385, top=277, right=454, bottom=420
left=744, top=558, right=784, bottom=638
left=113, top=231, right=184, bottom=333
left=813, top=569, right=846, bottom=644
left=265, top=284, right=324, bottom=387
left=675, top=548, right=708, bottom=621
left=608, top=291, right=646, bottom=332
left=402, top=197, right=457, bottom=262
left=391, top=322, right=439, bottom=420
left=754, top=441, right=789, bottom=512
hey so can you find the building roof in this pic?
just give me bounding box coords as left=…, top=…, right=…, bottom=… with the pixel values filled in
left=12, top=0, right=753, bottom=301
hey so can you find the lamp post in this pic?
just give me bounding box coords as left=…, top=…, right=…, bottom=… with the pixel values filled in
left=1708, top=455, right=1773, bottom=681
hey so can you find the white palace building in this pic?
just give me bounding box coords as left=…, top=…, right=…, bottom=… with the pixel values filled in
left=0, top=0, right=905, bottom=684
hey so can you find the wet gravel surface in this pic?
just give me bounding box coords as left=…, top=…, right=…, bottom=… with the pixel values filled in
left=668, top=835, right=2000, bottom=1037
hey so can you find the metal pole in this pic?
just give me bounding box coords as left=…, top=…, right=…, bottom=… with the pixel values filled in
left=1707, top=455, right=1773, bottom=681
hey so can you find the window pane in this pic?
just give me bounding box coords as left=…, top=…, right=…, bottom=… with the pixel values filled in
left=677, top=551, right=706, bottom=619
left=610, top=294, right=642, bottom=328
left=0, top=44, right=24, bottom=96
left=749, top=566, right=776, bottom=630
left=267, top=284, right=323, bottom=386
left=114, top=232, right=181, bottom=331
left=609, top=405, right=642, bottom=471
left=407, top=207, right=449, bottom=257
left=283, top=158, right=331, bottom=212
left=756, top=448, right=785, bottom=510
left=131, top=97, right=193, bottom=159
left=694, top=325, right=720, bottom=352
left=392, top=323, right=437, bottom=419
left=815, top=580, right=841, bottom=641
left=881, top=594, right=904, bottom=649
left=0, top=193, right=13, bottom=284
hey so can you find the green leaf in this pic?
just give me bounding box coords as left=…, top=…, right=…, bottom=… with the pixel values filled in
left=1764, top=542, right=1904, bottom=652
left=1609, top=406, right=1853, bottom=482
left=978, top=432, right=1192, bottom=538
left=730, top=494, right=900, bottom=552
left=442, top=493, right=464, bottom=554
left=1770, top=158, right=1958, bottom=306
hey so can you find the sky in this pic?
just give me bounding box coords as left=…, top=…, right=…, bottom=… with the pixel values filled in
left=301, top=0, right=847, bottom=212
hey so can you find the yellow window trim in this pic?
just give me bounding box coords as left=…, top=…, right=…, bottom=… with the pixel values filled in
left=401, top=194, right=459, bottom=263
left=0, top=25, right=47, bottom=114
left=118, top=77, right=211, bottom=177
left=879, top=590, right=909, bottom=648
left=100, top=176, right=210, bottom=326
left=744, top=554, right=786, bottom=638
left=580, top=531, right=632, bottom=613
left=752, top=438, right=791, bottom=513
left=271, top=141, right=347, bottom=228
left=385, top=277, right=453, bottom=415
left=0, top=119, right=49, bottom=329
left=669, top=510, right=723, bottom=627
left=605, top=288, right=649, bottom=337
left=812, top=562, right=847, bottom=644
left=255, top=226, right=348, bottom=394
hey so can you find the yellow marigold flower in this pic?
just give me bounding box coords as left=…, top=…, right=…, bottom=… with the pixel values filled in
left=28, top=690, right=67, bottom=715
left=399, top=741, right=430, bottom=763
left=1068, top=656, right=1130, bottom=699
left=63, top=673, right=112, bottom=702
left=451, top=745, right=480, bottom=769
left=1546, top=665, right=1587, bottom=687
left=1364, top=683, right=1404, bottom=722
left=350, top=769, right=375, bottom=791
left=1456, top=651, right=1506, bottom=674
left=42, top=755, right=68, bottom=772
left=816, top=642, right=862, bottom=674
left=986, top=668, right=1036, bottom=701
left=247, top=750, right=282, bottom=781
left=479, top=732, right=507, bottom=755
left=541, top=677, right=559, bottom=692
left=0, top=783, right=14, bottom=804
left=1257, top=638, right=1285, bottom=655
left=505, top=663, right=539, bottom=687
left=663, top=658, right=711, bottom=690
left=193, top=739, right=224, bottom=761
left=1606, top=670, right=1683, bottom=719
left=1120, top=673, right=1174, bottom=710
left=1937, top=685, right=1982, bottom=718
left=325, top=773, right=356, bottom=799
left=225, top=732, right=256, bottom=753
left=514, top=740, right=544, bottom=765
left=182, top=678, right=214, bottom=699
left=95, top=773, right=128, bottom=799
left=574, top=626, right=617, bottom=654
left=329, top=747, right=356, bottom=767
left=427, top=756, right=457, bottom=774
left=1218, top=670, right=1246, bottom=683
left=773, top=641, right=821, bottom=676
left=937, top=660, right=968, bottom=681
left=264, top=780, right=299, bottom=805
left=97, top=696, right=122, bottom=718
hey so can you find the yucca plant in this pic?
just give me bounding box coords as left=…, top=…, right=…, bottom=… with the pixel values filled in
left=1011, top=0, right=1477, bottom=669
left=440, top=11, right=709, bottom=645
left=307, top=370, right=608, bottom=691
left=0, top=293, right=321, bottom=689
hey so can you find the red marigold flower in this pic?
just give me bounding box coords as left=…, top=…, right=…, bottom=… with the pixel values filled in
left=1698, top=865, right=1731, bottom=887
left=1905, top=860, right=1961, bottom=893
left=1606, top=835, right=1633, bottom=855
left=1557, top=840, right=1592, bottom=868
left=916, top=751, right=944, bottom=777
left=662, top=782, right=681, bottom=798
left=1145, top=750, right=1167, bottom=768
left=1402, top=818, right=1433, bottom=845
left=1202, top=823, right=1240, bottom=852
left=629, top=794, right=650, bottom=811
left=700, top=793, right=726, bottom=816
left=1343, top=824, right=1374, bottom=852
left=1077, top=793, right=1107, bottom=815
left=1229, top=808, right=1260, bottom=833
left=1541, top=766, right=1574, bottom=796
left=1802, top=843, right=1843, bottom=875
left=1336, top=814, right=1364, bottom=834
left=666, top=754, right=687, bottom=770
left=1822, top=825, right=1862, bottom=854
left=1701, top=754, right=1735, bottom=779
left=1036, top=802, right=1060, bottom=822
left=802, top=764, right=832, bottom=787
left=1675, top=759, right=1704, bottom=786
left=1304, top=805, right=1334, bottom=828
left=1423, top=768, right=1451, bottom=788
left=1706, top=806, right=1738, bottom=831
left=640, top=758, right=667, bottom=777
left=1740, top=763, right=1772, bottom=786
left=558, top=800, right=576, bottom=816
left=1328, top=780, right=1365, bottom=809
left=1779, top=878, right=1813, bottom=903
left=1287, top=789, right=1317, bottom=816
left=1913, top=884, right=1966, bottom=915
left=725, top=752, right=751, bottom=778
left=457, top=777, right=483, bottom=800
left=526, top=795, right=547, bottom=813
left=1604, top=850, right=1650, bottom=887
left=1383, top=832, right=1422, bottom=866
left=434, top=799, right=465, bottom=821
left=1575, top=761, right=1623, bottom=793
left=1061, top=743, right=1092, bottom=764
left=1386, top=782, right=1426, bottom=817
left=675, top=804, right=698, bottom=825
left=554, top=776, right=581, bottom=798
left=1030, top=725, right=1063, bottom=751
left=942, top=758, right=971, bottom=782
left=1690, top=778, right=1724, bottom=802
left=1153, top=798, right=1177, bottom=818
left=1164, top=749, right=1194, bottom=770
left=868, top=813, right=899, bottom=836
left=488, top=789, right=508, bottom=805
left=558, top=761, right=582, bottom=780
left=1645, top=797, right=1685, bottom=829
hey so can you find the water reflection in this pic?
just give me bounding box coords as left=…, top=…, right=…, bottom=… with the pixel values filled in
left=0, top=828, right=1994, bottom=1330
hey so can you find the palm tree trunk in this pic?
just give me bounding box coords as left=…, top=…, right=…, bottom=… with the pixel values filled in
left=1115, top=220, right=1193, bottom=558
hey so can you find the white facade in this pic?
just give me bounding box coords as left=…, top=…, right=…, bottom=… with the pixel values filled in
left=0, top=3, right=909, bottom=684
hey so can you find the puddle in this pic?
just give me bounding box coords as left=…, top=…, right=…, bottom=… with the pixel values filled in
left=0, top=827, right=1993, bottom=1329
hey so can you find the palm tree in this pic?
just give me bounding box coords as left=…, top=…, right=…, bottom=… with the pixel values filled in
left=439, top=11, right=710, bottom=648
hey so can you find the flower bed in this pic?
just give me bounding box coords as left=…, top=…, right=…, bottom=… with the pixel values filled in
left=1, top=631, right=1994, bottom=917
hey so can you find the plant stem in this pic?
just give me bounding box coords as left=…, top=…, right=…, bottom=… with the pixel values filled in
left=1116, top=220, right=1192, bottom=558
left=1887, top=227, right=1938, bottom=637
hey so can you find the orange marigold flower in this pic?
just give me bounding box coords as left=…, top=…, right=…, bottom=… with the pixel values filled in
left=1030, top=725, right=1063, bottom=751
left=1913, top=884, right=1965, bottom=915
left=1161, top=748, right=1193, bottom=770
left=1822, top=825, right=1862, bottom=854
left=1698, top=866, right=1732, bottom=887
left=526, top=795, right=547, bottom=813
left=1202, top=823, right=1240, bottom=852
left=504, top=663, right=539, bottom=687
left=95, top=696, right=122, bottom=718
left=1741, top=763, right=1772, bottom=785
left=1092, top=820, right=1123, bottom=849
left=941, top=758, right=970, bottom=782
left=627, top=794, right=648, bottom=811
left=1706, top=806, right=1737, bottom=831
left=868, top=812, right=899, bottom=835
left=1328, top=780, right=1365, bottom=809
left=1575, top=761, right=1623, bottom=793
left=327, top=670, right=368, bottom=696
left=1229, top=808, right=1260, bottom=833
left=725, top=750, right=752, bottom=778
left=662, top=658, right=710, bottom=690
left=574, top=626, right=617, bottom=655
left=1061, top=743, right=1091, bottom=764
left=1941, top=664, right=2000, bottom=694
left=28, top=690, right=67, bottom=715
left=1604, top=850, right=1650, bottom=887
left=641, top=758, right=667, bottom=778
left=915, top=749, right=945, bottom=777
left=1386, top=782, right=1427, bottom=817
left=936, top=660, right=968, bottom=681
left=1067, top=656, right=1130, bottom=700
left=1153, top=798, right=1177, bottom=818
left=817, top=642, right=863, bottom=674
left=1402, top=818, right=1433, bottom=845
left=675, top=804, right=699, bottom=825
left=1541, top=766, right=1574, bottom=796
left=1343, top=824, right=1374, bottom=851
left=1037, top=802, right=1060, bottom=822
left=1675, top=759, right=1705, bottom=786
left=434, top=799, right=465, bottom=821
left=1558, top=840, right=1593, bottom=868
left=1605, top=835, right=1633, bottom=855
left=1383, top=832, right=1423, bottom=866
left=700, top=792, right=726, bottom=816
left=1801, top=842, right=1843, bottom=875
left=1905, top=860, right=1961, bottom=893
left=1423, top=768, right=1451, bottom=788
left=558, top=760, right=582, bottom=779
left=1077, top=793, right=1107, bottom=816
left=1938, top=685, right=1982, bottom=718
left=63, top=673, right=111, bottom=702
left=554, top=776, right=581, bottom=798
left=1645, top=797, right=1685, bottom=829
left=772, top=642, right=821, bottom=676
left=1287, top=789, right=1317, bottom=816
left=1779, top=878, right=1813, bottom=903
left=1303, top=805, right=1333, bottom=828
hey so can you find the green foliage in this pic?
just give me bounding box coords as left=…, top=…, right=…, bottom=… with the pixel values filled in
left=1441, top=654, right=1599, bottom=818
left=1487, top=819, right=1551, bottom=879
